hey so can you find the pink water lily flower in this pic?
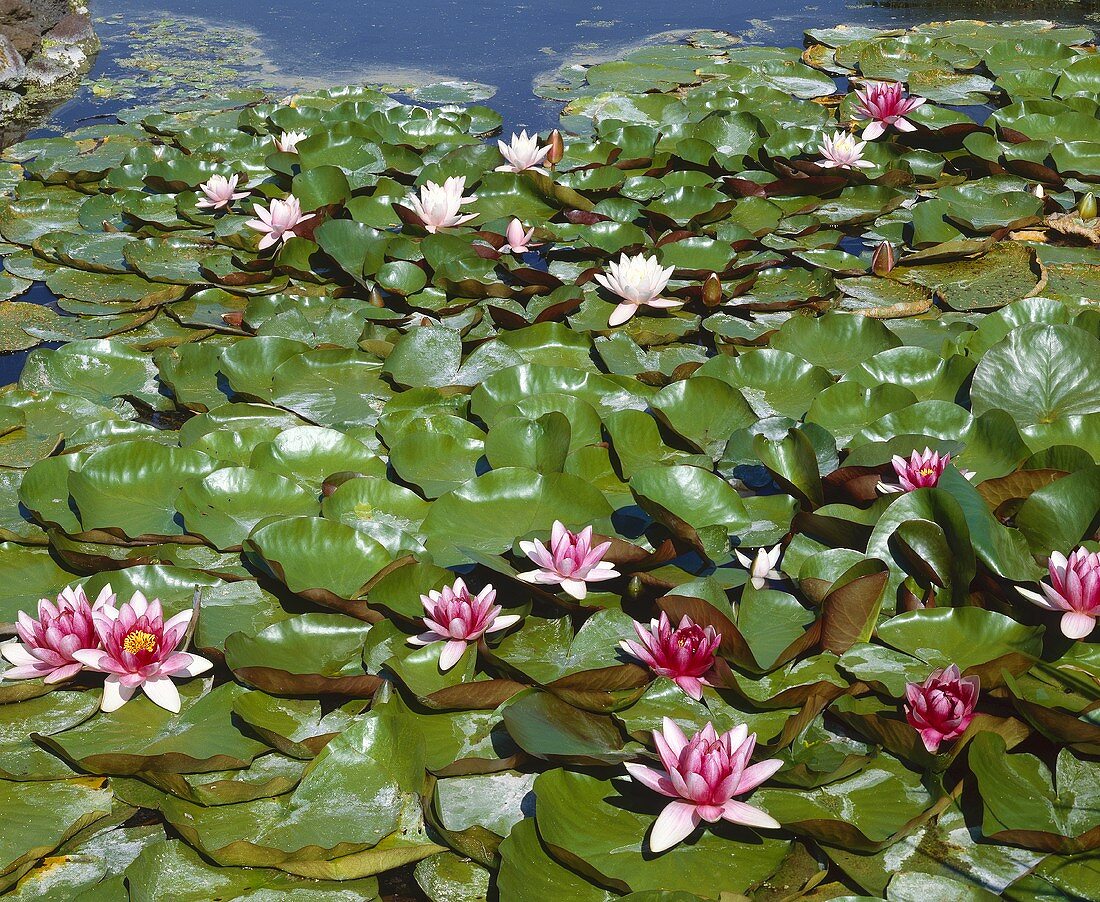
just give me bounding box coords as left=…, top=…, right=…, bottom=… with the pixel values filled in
left=818, top=130, right=873, bottom=170
left=408, top=578, right=520, bottom=671
left=496, top=130, right=552, bottom=174
left=274, top=130, right=307, bottom=153
left=625, top=718, right=782, bottom=853
left=878, top=447, right=975, bottom=494
left=1, top=585, right=115, bottom=684
left=1017, top=548, right=1100, bottom=640
left=621, top=613, right=721, bottom=700
left=904, top=664, right=979, bottom=753
left=735, top=544, right=783, bottom=590
left=854, top=82, right=926, bottom=140
left=246, top=194, right=315, bottom=250
left=196, top=174, right=249, bottom=210
left=405, top=176, right=478, bottom=233
left=518, top=520, right=620, bottom=600
left=595, top=253, right=681, bottom=327
left=72, top=591, right=211, bottom=713
left=501, top=218, right=538, bottom=254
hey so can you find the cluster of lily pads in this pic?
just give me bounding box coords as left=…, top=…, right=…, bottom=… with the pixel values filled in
left=0, top=18, right=1099, bottom=902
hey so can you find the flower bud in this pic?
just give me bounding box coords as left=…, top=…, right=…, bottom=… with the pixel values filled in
left=904, top=664, right=979, bottom=753
left=702, top=272, right=722, bottom=307
left=1079, top=192, right=1097, bottom=220
left=871, top=241, right=895, bottom=276
left=547, top=129, right=565, bottom=166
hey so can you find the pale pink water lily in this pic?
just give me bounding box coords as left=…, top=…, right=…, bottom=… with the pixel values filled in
left=408, top=578, right=519, bottom=671
left=621, top=613, right=721, bottom=700
left=878, top=447, right=975, bottom=494
left=496, top=130, right=552, bottom=174
left=853, top=82, right=926, bottom=140
left=518, top=520, right=619, bottom=600
left=594, top=253, right=681, bottom=327
left=501, top=218, right=538, bottom=254
left=817, top=129, right=873, bottom=170
left=246, top=194, right=315, bottom=250
left=274, top=130, right=307, bottom=153
left=904, top=664, right=979, bottom=753
left=72, top=591, right=211, bottom=713
left=196, top=174, right=249, bottom=210
left=1017, top=548, right=1100, bottom=640
left=735, top=544, right=783, bottom=590
left=404, top=176, right=478, bottom=233
left=625, top=718, right=782, bottom=853
left=1, top=585, right=114, bottom=684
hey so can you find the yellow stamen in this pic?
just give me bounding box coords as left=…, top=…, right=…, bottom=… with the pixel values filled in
left=918, top=467, right=935, bottom=477
left=123, top=630, right=157, bottom=654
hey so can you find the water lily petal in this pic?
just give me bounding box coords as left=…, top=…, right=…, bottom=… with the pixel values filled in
left=719, top=798, right=781, bottom=830
left=649, top=800, right=700, bottom=853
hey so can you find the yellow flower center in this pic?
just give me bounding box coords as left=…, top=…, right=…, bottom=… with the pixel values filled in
left=918, top=467, right=935, bottom=477
left=123, top=630, right=157, bottom=654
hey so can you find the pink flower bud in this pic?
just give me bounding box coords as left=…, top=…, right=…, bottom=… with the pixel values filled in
left=904, top=664, right=979, bottom=753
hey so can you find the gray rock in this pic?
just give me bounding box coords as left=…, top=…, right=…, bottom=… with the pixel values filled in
left=0, top=88, right=19, bottom=113
left=1, top=21, right=38, bottom=57
left=21, top=54, right=71, bottom=88
left=45, top=11, right=94, bottom=45
left=0, top=33, right=25, bottom=89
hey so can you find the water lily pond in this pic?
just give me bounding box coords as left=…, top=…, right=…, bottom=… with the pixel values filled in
left=0, top=6, right=1099, bottom=902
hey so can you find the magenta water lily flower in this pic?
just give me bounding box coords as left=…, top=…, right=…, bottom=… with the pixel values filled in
left=501, top=218, right=538, bottom=254
left=1, top=585, right=115, bottom=684
left=72, top=591, right=211, bottom=713
left=735, top=544, right=783, bottom=590
left=196, top=174, right=249, bottom=210
left=625, top=718, right=782, bottom=853
left=818, top=129, right=873, bottom=170
left=621, top=613, right=721, bottom=700
left=274, top=130, right=306, bottom=153
left=518, top=521, right=619, bottom=600
left=854, top=82, right=926, bottom=140
left=405, top=176, right=478, bottom=233
left=1017, top=548, right=1100, bottom=640
left=408, top=578, right=520, bottom=671
left=595, top=253, right=681, bottom=327
left=496, top=130, right=552, bottom=174
left=878, top=447, right=975, bottom=494
left=246, top=195, right=315, bottom=250
left=904, top=665, right=979, bottom=753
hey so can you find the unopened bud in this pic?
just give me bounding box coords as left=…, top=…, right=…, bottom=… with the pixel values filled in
left=1079, top=192, right=1097, bottom=220
left=547, top=129, right=564, bottom=166
left=702, top=272, right=722, bottom=307
left=871, top=241, right=896, bottom=276
left=626, top=574, right=644, bottom=600
left=369, top=287, right=385, bottom=307
left=1032, top=184, right=1045, bottom=199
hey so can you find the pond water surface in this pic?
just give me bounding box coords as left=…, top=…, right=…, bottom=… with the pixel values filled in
left=50, top=0, right=1100, bottom=134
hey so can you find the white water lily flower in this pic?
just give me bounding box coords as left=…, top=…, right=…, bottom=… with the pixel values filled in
left=818, top=130, right=873, bottom=170
left=196, top=174, right=249, bottom=210
left=594, top=253, right=681, bottom=327
left=245, top=195, right=314, bottom=250
left=501, top=218, right=538, bottom=254
left=496, top=130, right=552, bottom=174
left=274, top=130, right=307, bottom=153
left=735, top=544, right=783, bottom=590
left=404, top=176, right=478, bottom=233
